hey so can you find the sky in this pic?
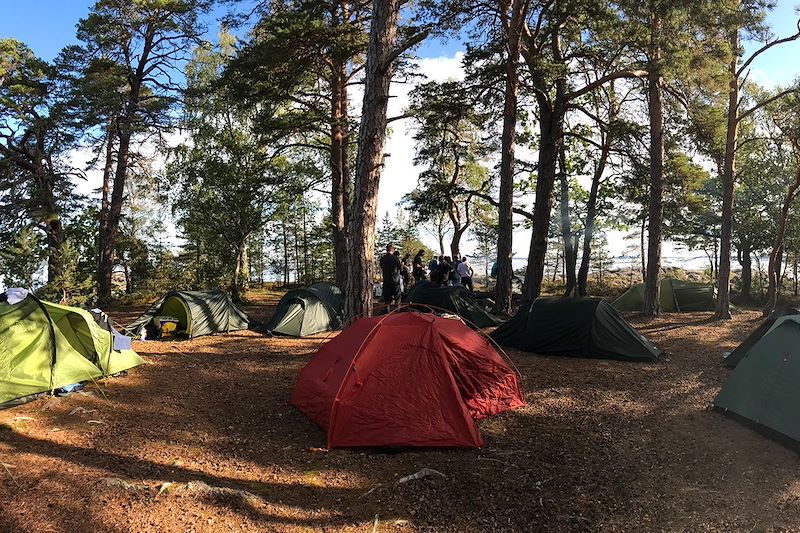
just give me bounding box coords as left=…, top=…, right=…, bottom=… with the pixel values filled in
left=2, top=1, right=800, bottom=270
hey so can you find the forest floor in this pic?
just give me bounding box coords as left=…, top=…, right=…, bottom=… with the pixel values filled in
left=2, top=291, right=800, bottom=532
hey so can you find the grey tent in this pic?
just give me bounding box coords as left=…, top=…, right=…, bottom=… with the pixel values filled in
left=490, top=297, right=660, bottom=362
left=260, top=282, right=343, bottom=337
left=407, top=282, right=502, bottom=328
left=612, top=277, right=715, bottom=312
left=714, top=315, right=800, bottom=447
left=126, top=290, right=251, bottom=339
left=723, top=307, right=800, bottom=367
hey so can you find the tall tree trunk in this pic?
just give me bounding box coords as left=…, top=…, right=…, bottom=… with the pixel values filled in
left=737, top=243, right=752, bottom=301
left=577, top=142, right=610, bottom=296
left=493, top=0, right=525, bottom=316
left=231, top=241, right=249, bottom=303
left=643, top=20, right=664, bottom=316
left=764, top=167, right=800, bottom=316
left=640, top=216, right=647, bottom=280
left=344, top=0, right=423, bottom=321
left=98, top=123, right=115, bottom=290
left=330, top=13, right=350, bottom=291
left=558, top=148, right=577, bottom=296
left=32, top=135, right=64, bottom=286
left=716, top=29, right=740, bottom=319
left=98, top=101, right=139, bottom=305
left=522, top=100, right=563, bottom=301
left=282, top=214, right=289, bottom=286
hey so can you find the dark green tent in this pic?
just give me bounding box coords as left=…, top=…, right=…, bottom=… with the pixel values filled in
left=1, top=293, right=143, bottom=405
left=126, top=290, right=251, bottom=339
left=260, top=282, right=343, bottom=337
left=723, top=307, right=800, bottom=368
left=714, top=315, right=800, bottom=446
left=612, top=278, right=715, bottom=312
left=490, top=297, right=660, bottom=362
left=407, top=282, right=502, bottom=328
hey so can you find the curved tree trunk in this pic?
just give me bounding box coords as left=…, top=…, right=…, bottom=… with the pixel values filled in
left=764, top=167, right=800, bottom=316
left=577, top=142, right=610, bottom=296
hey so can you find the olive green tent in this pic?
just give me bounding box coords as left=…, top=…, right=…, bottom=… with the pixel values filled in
left=1, top=293, right=144, bottom=405
left=127, top=289, right=251, bottom=339
left=714, top=315, right=800, bottom=446
left=611, top=277, right=715, bottom=312
left=260, top=282, right=343, bottom=337
left=723, top=307, right=800, bottom=368
left=407, top=282, right=502, bottom=328
left=490, top=297, right=660, bottom=362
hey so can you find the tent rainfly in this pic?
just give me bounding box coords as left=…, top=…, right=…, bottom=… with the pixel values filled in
left=714, top=315, right=800, bottom=447
left=126, top=289, right=250, bottom=339
left=490, top=297, right=661, bottom=362
left=611, top=278, right=715, bottom=312
left=0, top=292, right=144, bottom=405
left=406, top=282, right=503, bottom=328
left=723, top=307, right=800, bottom=368
left=291, top=311, right=526, bottom=448
left=260, top=282, right=343, bottom=337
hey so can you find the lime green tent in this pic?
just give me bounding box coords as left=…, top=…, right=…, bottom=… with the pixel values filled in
left=0, top=294, right=144, bottom=405
left=611, top=278, right=715, bottom=312
left=714, top=315, right=800, bottom=445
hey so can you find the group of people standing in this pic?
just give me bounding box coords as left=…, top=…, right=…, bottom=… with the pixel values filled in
left=379, top=245, right=475, bottom=312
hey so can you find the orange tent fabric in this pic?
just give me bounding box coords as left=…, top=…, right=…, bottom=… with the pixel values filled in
left=291, top=311, right=525, bottom=448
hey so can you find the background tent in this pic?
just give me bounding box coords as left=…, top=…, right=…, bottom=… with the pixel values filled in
left=260, top=282, right=343, bottom=337
left=612, top=278, right=715, bottom=312
left=724, top=307, right=800, bottom=367
left=491, top=297, right=660, bottom=362
left=1, top=293, right=143, bottom=405
left=291, top=311, right=525, bottom=448
left=407, top=282, right=503, bottom=328
left=714, top=315, right=800, bottom=446
left=126, top=290, right=250, bottom=339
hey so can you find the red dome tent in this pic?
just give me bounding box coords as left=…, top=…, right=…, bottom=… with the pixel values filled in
left=291, top=311, right=525, bottom=448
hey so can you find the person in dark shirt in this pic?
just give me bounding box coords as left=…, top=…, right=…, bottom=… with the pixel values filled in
left=428, top=255, right=440, bottom=277
left=433, top=256, right=454, bottom=286
left=412, top=249, right=426, bottom=283
left=379, top=244, right=402, bottom=312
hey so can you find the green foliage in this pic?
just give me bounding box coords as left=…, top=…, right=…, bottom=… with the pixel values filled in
left=0, top=227, right=45, bottom=289
left=42, top=240, right=95, bottom=305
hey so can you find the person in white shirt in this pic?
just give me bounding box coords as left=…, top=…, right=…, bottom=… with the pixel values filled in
left=457, top=256, right=474, bottom=294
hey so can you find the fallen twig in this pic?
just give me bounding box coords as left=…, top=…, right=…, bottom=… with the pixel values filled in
left=2, top=462, right=20, bottom=489
left=397, top=468, right=446, bottom=484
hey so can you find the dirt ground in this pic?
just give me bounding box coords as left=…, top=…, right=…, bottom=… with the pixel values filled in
left=2, top=294, right=800, bottom=532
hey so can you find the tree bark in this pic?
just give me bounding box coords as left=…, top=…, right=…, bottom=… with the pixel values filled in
left=577, top=141, right=610, bottom=296
left=737, top=243, right=752, bottom=301
left=330, top=1, right=351, bottom=291
left=643, top=15, right=664, bottom=316
left=763, top=167, right=800, bottom=316
left=493, top=0, right=526, bottom=316
left=344, top=0, right=421, bottom=321
left=231, top=241, right=249, bottom=303
left=97, top=33, right=151, bottom=305
left=558, top=148, right=577, bottom=296
left=716, top=28, right=740, bottom=319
